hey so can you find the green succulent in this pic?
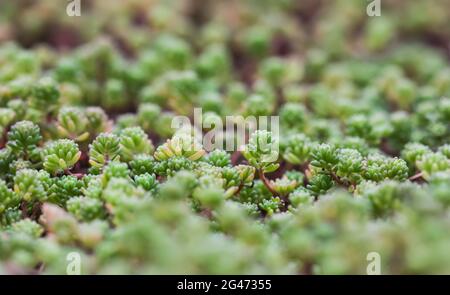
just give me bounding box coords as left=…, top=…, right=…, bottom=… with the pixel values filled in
left=42, top=139, right=81, bottom=175
left=7, top=121, right=42, bottom=159
left=56, top=107, right=90, bottom=142
left=311, top=143, right=339, bottom=171
left=259, top=197, right=281, bottom=216
left=0, top=108, right=15, bottom=134
left=13, top=169, right=49, bottom=202
left=335, top=148, right=363, bottom=184
left=129, top=154, right=157, bottom=176
left=1, top=0, right=450, bottom=276
left=89, top=133, right=121, bottom=168
left=281, top=133, right=312, bottom=165
left=134, top=173, right=158, bottom=193
left=289, top=188, right=315, bottom=208
left=205, top=149, right=231, bottom=167
left=279, top=103, right=307, bottom=130
left=417, top=152, right=450, bottom=180
left=270, top=177, right=298, bottom=197
left=154, top=131, right=205, bottom=161
left=31, top=77, right=60, bottom=110
left=67, top=197, right=106, bottom=222
left=0, top=179, right=20, bottom=214
left=137, top=103, right=161, bottom=132
left=47, top=175, right=84, bottom=206
left=243, top=130, right=279, bottom=173
left=307, top=173, right=334, bottom=195
left=10, top=218, right=44, bottom=238
left=119, top=127, right=154, bottom=162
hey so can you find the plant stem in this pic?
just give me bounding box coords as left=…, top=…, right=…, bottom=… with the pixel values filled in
left=409, top=171, right=424, bottom=181
left=231, top=151, right=241, bottom=165
left=330, top=171, right=350, bottom=187
left=66, top=170, right=84, bottom=179
left=258, top=168, right=278, bottom=196
left=20, top=201, right=28, bottom=218
left=233, top=183, right=244, bottom=196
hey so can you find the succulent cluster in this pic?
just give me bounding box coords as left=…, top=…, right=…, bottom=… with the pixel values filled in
left=0, top=0, right=450, bottom=274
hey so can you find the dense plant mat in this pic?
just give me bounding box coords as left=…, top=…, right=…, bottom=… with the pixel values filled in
left=0, top=0, right=449, bottom=274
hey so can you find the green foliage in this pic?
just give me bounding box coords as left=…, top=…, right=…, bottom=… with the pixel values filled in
left=137, top=103, right=161, bottom=132
left=156, top=156, right=194, bottom=177
left=270, top=177, right=298, bottom=197
left=417, top=152, right=450, bottom=180
left=13, top=169, right=49, bottom=202
left=47, top=175, right=83, bottom=206
left=0, top=208, right=21, bottom=227
left=281, top=133, right=312, bottom=165
left=0, top=179, right=20, bottom=214
left=363, top=155, right=409, bottom=182
left=7, top=121, right=42, bottom=159
left=205, top=150, right=231, bottom=167
left=243, top=130, right=279, bottom=173
left=311, top=143, right=339, bottom=171
left=134, top=173, right=158, bottom=193
left=89, top=133, right=121, bottom=168
left=401, top=142, right=432, bottom=167
left=102, top=162, right=130, bottom=184
left=42, top=139, right=81, bottom=175
left=129, top=154, right=157, bottom=176
left=259, top=197, right=281, bottom=216
left=32, top=77, right=60, bottom=110
left=335, top=148, right=363, bottom=184
left=154, top=131, right=205, bottom=161
left=0, top=108, right=15, bottom=134
left=119, top=127, right=154, bottom=162
left=361, top=181, right=419, bottom=217
left=56, top=107, right=90, bottom=142
left=279, top=103, right=307, bottom=130
left=10, top=219, right=44, bottom=237
left=66, top=197, right=106, bottom=222
left=438, top=144, right=450, bottom=159
left=307, top=173, right=334, bottom=195
left=1, top=0, right=450, bottom=275
left=85, top=107, right=109, bottom=136
left=289, top=188, right=314, bottom=208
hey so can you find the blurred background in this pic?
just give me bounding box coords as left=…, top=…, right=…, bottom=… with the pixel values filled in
left=1, top=0, right=449, bottom=57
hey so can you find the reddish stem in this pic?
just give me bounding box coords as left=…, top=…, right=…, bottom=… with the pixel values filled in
left=409, top=172, right=425, bottom=182
left=233, top=183, right=245, bottom=196
left=66, top=170, right=84, bottom=179
left=231, top=151, right=241, bottom=165
left=258, top=169, right=279, bottom=196
left=20, top=202, right=28, bottom=218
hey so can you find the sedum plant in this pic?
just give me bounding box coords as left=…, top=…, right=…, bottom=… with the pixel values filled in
left=89, top=133, right=121, bottom=169
left=0, top=179, right=20, bottom=214
left=6, top=121, right=42, bottom=160
left=0, top=0, right=450, bottom=275
left=42, top=139, right=81, bottom=175
left=119, top=127, right=154, bottom=162
left=56, top=107, right=90, bottom=142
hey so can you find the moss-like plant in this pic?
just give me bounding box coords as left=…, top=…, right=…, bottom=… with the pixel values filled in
left=0, top=0, right=450, bottom=276
left=42, top=139, right=81, bottom=175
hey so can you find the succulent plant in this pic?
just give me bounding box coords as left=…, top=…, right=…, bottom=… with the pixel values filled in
left=89, top=133, right=121, bottom=169
left=42, top=139, right=81, bottom=175
left=0, top=0, right=450, bottom=276
left=7, top=121, right=42, bottom=159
